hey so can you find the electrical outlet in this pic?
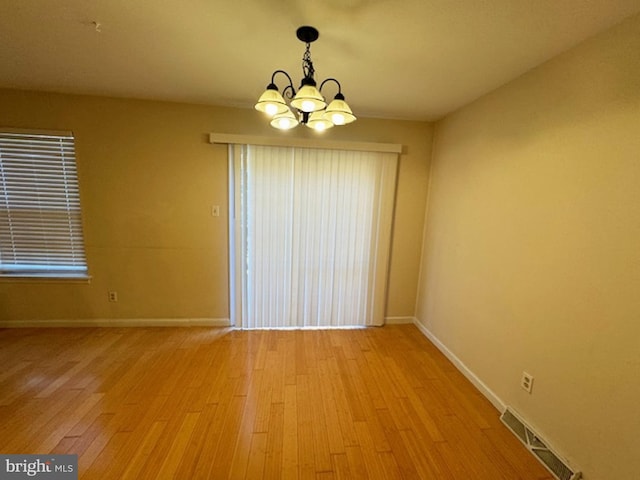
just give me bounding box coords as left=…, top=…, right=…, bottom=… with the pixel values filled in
left=108, top=291, right=118, bottom=302
left=521, top=371, right=534, bottom=394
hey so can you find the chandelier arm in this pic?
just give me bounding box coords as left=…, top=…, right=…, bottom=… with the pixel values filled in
left=319, top=78, right=343, bottom=97
left=282, top=84, right=296, bottom=100
left=270, top=70, right=297, bottom=99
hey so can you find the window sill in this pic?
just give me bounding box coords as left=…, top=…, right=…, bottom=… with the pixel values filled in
left=0, top=275, right=92, bottom=284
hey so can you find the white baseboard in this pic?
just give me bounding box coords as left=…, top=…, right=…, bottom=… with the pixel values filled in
left=412, top=317, right=505, bottom=412
left=0, top=318, right=231, bottom=328
left=385, top=316, right=417, bottom=325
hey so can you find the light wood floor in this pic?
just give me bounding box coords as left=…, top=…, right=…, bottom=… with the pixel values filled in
left=0, top=325, right=553, bottom=479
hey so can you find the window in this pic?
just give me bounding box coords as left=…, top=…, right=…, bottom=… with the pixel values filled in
left=0, top=129, right=88, bottom=278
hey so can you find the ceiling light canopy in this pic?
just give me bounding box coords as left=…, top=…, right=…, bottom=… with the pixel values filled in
left=255, top=26, right=356, bottom=132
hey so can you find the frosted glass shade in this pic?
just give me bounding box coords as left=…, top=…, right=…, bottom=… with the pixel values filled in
left=306, top=110, right=334, bottom=131
left=255, top=88, right=288, bottom=116
left=323, top=98, right=356, bottom=125
left=270, top=109, right=299, bottom=130
left=291, top=85, right=326, bottom=112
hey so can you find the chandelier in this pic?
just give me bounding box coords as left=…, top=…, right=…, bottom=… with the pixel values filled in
left=255, top=26, right=356, bottom=131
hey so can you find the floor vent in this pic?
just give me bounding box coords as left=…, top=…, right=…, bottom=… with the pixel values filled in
left=500, top=408, right=581, bottom=480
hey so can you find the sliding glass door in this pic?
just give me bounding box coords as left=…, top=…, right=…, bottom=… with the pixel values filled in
left=229, top=144, right=397, bottom=328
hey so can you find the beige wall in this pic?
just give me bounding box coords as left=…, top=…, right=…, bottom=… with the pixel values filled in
left=0, top=90, right=432, bottom=322
left=416, top=13, right=640, bottom=480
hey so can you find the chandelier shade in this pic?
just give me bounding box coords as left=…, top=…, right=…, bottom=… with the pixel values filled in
left=324, top=94, right=357, bottom=125
left=306, top=110, right=334, bottom=131
left=254, top=86, right=288, bottom=116
left=255, top=26, right=356, bottom=131
left=270, top=108, right=299, bottom=130
left=291, top=85, right=326, bottom=113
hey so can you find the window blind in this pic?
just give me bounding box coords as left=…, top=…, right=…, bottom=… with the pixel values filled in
left=0, top=129, right=88, bottom=277
left=230, top=144, right=398, bottom=328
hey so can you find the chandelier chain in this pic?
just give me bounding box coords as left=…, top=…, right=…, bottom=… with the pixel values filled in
left=302, top=43, right=315, bottom=80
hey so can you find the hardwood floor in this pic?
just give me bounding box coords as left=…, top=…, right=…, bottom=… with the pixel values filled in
left=0, top=325, right=554, bottom=479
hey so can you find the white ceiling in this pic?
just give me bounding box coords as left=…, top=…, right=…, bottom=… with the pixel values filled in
left=1, top=0, right=639, bottom=121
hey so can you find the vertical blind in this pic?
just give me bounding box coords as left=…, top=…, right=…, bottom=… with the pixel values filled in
left=0, top=129, right=88, bottom=277
left=230, top=144, right=398, bottom=328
